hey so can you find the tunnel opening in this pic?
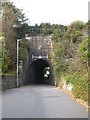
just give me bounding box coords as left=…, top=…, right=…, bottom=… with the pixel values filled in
left=28, top=59, right=52, bottom=84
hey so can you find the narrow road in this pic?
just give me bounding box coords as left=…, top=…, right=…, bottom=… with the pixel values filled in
left=2, top=85, right=88, bottom=118
left=0, top=92, right=2, bottom=119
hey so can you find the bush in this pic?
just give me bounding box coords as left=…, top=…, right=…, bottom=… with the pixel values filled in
left=73, top=73, right=88, bottom=102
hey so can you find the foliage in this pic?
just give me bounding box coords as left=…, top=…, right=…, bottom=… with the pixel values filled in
left=51, top=21, right=88, bottom=102
left=2, top=1, right=28, bottom=74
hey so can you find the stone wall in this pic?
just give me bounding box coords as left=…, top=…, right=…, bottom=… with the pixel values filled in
left=2, top=75, right=23, bottom=91
left=23, top=35, right=55, bottom=86
left=0, top=76, right=2, bottom=91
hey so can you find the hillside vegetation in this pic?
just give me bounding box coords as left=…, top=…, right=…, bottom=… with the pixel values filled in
left=50, top=22, right=88, bottom=102
left=35, top=22, right=88, bottom=102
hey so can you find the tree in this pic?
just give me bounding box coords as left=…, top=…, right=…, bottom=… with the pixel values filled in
left=2, top=1, right=28, bottom=73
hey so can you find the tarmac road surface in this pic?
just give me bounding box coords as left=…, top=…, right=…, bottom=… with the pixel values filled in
left=2, top=85, right=88, bottom=118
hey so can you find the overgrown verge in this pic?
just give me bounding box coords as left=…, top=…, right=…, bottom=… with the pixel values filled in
left=52, top=21, right=88, bottom=103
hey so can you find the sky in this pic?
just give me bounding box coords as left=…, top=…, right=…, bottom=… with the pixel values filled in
left=10, top=0, right=89, bottom=26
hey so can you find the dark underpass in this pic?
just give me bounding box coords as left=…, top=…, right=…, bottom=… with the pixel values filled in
left=26, top=59, right=54, bottom=85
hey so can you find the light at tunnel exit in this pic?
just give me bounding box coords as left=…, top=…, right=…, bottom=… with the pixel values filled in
left=28, top=59, right=51, bottom=84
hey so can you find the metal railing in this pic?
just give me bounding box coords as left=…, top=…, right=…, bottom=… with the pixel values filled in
left=32, top=54, right=48, bottom=59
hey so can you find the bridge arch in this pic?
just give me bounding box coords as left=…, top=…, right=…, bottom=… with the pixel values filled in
left=25, top=58, right=55, bottom=85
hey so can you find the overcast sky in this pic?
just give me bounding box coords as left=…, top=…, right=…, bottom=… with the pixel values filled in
left=10, top=0, right=89, bottom=25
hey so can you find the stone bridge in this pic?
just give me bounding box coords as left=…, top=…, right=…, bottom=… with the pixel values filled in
left=22, top=35, right=55, bottom=86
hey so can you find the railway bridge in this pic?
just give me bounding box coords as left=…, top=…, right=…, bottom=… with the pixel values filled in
left=22, top=35, right=55, bottom=86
